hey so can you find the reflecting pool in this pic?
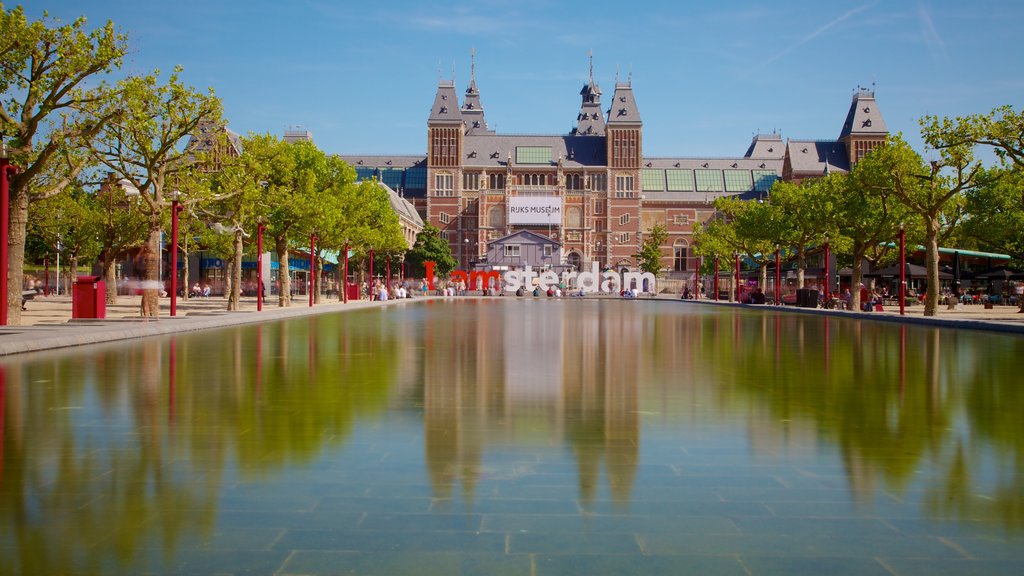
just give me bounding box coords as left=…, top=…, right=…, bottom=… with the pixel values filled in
left=2, top=299, right=1023, bottom=575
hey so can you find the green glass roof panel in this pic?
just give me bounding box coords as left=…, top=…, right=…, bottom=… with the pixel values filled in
left=753, top=170, right=778, bottom=192
left=381, top=168, right=404, bottom=190
left=515, top=146, right=552, bottom=165
left=724, top=170, right=753, bottom=192
left=666, top=169, right=694, bottom=191
left=695, top=169, right=723, bottom=192
left=641, top=169, right=665, bottom=191
left=355, top=167, right=376, bottom=181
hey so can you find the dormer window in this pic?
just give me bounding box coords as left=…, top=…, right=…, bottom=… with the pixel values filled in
left=618, top=108, right=627, bottom=116
left=801, top=147, right=808, bottom=153
left=619, top=96, right=626, bottom=102
left=863, top=106, right=870, bottom=113
left=441, top=94, right=447, bottom=100
left=768, top=147, right=773, bottom=153
left=440, top=106, right=447, bottom=113
left=862, top=119, right=873, bottom=127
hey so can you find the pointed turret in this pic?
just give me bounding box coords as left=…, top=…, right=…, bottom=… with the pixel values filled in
left=838, top=86, right=888, bottom=166
left=428, top=79, right=462, bottom=125
left=461, top=48, right=493, bottom=135
left=427, top=79, right=462, bottom=168
left=573, top=52, right=606, bottom=136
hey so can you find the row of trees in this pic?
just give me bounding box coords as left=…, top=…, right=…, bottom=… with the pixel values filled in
left=691, top=107, right=1024, bottom=316
left=3, top=6, right=431, bottom=323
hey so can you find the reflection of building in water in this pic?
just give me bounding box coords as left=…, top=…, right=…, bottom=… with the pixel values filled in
left=422, top=301, right=638, bottom=509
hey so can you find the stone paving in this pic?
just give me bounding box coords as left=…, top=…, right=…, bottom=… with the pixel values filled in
left=1, top=292, right=1022, bottom=356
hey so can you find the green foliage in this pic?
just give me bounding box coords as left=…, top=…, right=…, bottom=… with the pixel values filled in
left=635, top=223, right=668, bottom=276
left=406, top=224, right=457, bottom=278
left=963, top=168, right=1024, bottom=262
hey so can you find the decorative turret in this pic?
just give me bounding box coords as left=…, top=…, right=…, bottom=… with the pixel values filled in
left=427, top=79, right=462, bottom=168
left=838, top=86, right=888, bottom=166
left=573, top=52, right=606, bottom=136
left=606, top=78, right=642, bottom=169
left=461, top=48, right=493, bottom=135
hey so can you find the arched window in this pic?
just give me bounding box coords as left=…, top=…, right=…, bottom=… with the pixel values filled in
left=488, top=206, right=504, bottom=228
left=566, top=206, right=582, bottom=228
left=673, top=240, right=689, bottom=272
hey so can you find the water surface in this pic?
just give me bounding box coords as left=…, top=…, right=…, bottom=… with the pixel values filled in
left=1, top=299, right=1023, bottom=575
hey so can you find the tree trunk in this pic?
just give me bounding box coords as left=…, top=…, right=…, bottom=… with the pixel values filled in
left=851, top=251, right=865, bottom=312
left=68, top=256, right=79, bottom=295
left=181, top=245, right=190, bottom=301
left=6, top=191, right=29, bottom=324
left=227, top=228, right=243, bottom=311
left=796, top=246, right=806, bottom=289
left=759, top=264, right=767, bottom=292
left=276, top=236, right=290, bottom=307
left=102, top=250, right=119, bottom=304
left=314, top=257, right=322, bottom=304
left=141, top=226, right=161, bottom=318
left=924, top=215, right=941, bottom=317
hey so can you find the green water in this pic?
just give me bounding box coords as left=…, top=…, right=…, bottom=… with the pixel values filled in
left=1, top=299, right=1023, bottom=575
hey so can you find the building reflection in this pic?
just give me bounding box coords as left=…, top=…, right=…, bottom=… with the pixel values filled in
left=423, top=300, right=639, bottom=511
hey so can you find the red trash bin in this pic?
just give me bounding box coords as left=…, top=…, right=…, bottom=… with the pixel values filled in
left=72, top=276, right=106, bottom=319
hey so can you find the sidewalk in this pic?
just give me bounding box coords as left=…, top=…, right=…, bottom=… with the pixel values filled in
left=0, top=293, right=385, bottom=356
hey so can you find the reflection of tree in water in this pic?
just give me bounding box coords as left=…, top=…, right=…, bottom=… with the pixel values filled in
left=710, top=311, right=1024, bottom=531
left=0, top=313, right=399, bottom=574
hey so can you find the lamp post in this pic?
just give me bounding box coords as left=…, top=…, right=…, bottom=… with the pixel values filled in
left=309, top=233, right=316, bottom=308
left=899, top=223, right=906, bottom=316
left=257, top=222, right=266, bottom=311
left=823, top=234, right=830, bottom=305
left=342, top=242, right=349, bottom=303
left=713, top=255, right=720, bottom=302
left=169, top=192, right=182, bottom=316
left=775, top=245, right=781, bottom=305
left=1, top=140, right=21, bottom=326
left=734, top=252, right=740, bottom=303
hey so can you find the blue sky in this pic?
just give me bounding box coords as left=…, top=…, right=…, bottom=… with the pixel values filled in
left=25, top=0, right=1024, bottom=158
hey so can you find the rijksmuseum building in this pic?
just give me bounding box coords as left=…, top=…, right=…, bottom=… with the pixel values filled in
left=341, top=62, right=887, bottom=281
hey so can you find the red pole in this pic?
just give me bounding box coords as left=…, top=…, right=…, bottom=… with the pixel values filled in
left=343, top=243, right=349, bottom=303
left=775, top=247, right=781, bottom=305
left=899, top=224, right=906, bottom=316
left=823, top=239, right=830, bottom=304
left=309, top=234, right=316, bottom=308
left=170, top=200, right=181, bottom=316
left=714, top=256, right=720, bottom=302
left=257, top=224, right=265, bottom=311
left=734, top=253, right=740, bottom=302
left=1, top=157, right=19, bottom=326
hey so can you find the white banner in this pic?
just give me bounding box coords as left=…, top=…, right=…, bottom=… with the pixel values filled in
left=508, top=197, right=562, bottom=225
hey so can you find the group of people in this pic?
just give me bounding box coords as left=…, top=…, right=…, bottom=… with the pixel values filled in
left=190, top=282, right=211, bottom=298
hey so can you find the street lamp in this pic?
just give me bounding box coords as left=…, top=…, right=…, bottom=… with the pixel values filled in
left=169, top=190, right=182, bottom=317
left=256, top=221, right=266, bottom=311
left=823, top=233, right=830, bottom=305
left=309, top=232, right=316, bottom=308
left=1, top=139, right=21, bottom=326
left=899, top=223, right=906, bottom=316
left=775, top=245, right=781, bottom=305
left=713, top=255, right=720, bottom=302
left=734, top=251, right=740, bottom=303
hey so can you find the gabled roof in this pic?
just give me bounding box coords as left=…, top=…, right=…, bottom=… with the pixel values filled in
left=491, top=229, right=560, bottom=247
left=839, top=88, right=888, bottom=140
left=428, top=81, right=462, bottom=125
left=362, top=181, right=424, bottom=229
left=606, top=82, right=641, bottom=126
left=785, top=139, right=850, bottom=175
left=743, top=133, right=785, bottom=159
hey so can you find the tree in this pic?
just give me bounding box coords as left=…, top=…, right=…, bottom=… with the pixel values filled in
left=0, top=6, right=128, bottom=323
left=635, top=223, right=668, bottom=277
left=891, top=126, right=981, bottom=316
left=27, top=183, right=103, bottom=294
left=835, top=153, right=917, bottom=311
left=770, top=178, right=833, bottom=289
left=90, top=68, right=222, bottom=316
left=406, top=224, right=456, bottom=279
left=715, top=196, right=787, bottom=292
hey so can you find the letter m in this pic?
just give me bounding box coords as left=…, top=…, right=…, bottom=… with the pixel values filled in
left=470, top=270, right=501, bottom=290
